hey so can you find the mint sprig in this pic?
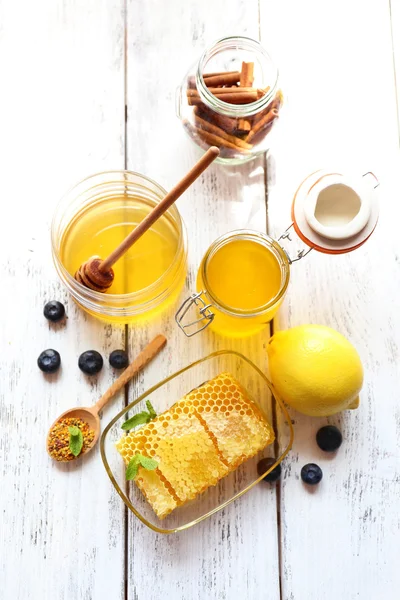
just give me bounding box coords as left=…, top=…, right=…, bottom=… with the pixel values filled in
left=146, top=400, right=157, bottom=420
left=69, top=426, right=83, bottom=457
left=121, top=400, right=157, bottom=431
left=126, top=453, right=158, bottom=481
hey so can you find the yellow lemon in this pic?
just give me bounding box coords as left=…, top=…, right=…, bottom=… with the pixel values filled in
left=267, top=325, right=363, bottom=416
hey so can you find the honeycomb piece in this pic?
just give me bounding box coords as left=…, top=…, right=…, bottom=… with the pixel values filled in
left=149, top=412, right=228, bottom=503
left=116, top=372, right=274, bottom=520
left=116, top=434, right=179, bottom=519
left=135, top=470, right=179, bottom=519
left=185, top=373, right=275, bottom=467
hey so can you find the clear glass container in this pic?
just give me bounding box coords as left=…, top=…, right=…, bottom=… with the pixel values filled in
left=176, top=36, right=283, bottom=164
left=100, top=350, right=293, bottom=534
left=51, top=171, right=187, bottom=324
left=176, top=230, right=290, bottom=338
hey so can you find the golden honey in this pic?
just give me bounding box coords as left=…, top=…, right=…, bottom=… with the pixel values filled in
left=205, top=238, right=282, bottom=310
left=116, top=373, right=274, bottom=519
left=61, top=196, right=180, bottom=294
left=52, top=172, right=187, bottom=323
left=196, top=231, right=290, bottom=337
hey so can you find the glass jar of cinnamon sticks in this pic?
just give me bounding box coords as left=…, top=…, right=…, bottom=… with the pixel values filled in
left=176, top=36, right=283, bottom=164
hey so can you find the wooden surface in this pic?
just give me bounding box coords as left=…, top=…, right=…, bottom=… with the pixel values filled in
left=0, top=1, right=399, bottom=599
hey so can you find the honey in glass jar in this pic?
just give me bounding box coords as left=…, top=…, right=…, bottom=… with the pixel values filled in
left=176, top=170, right=380, bottom=338
left=177, top=230, right=290, bottom=338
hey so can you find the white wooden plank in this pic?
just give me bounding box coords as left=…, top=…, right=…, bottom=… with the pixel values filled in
left=391, top=0, right=400, bottom=138
left=0, top=1, right=126, bottom=599
left=261, top=1, right=400, bottom=599
left=125, top=2, right=280, bottom=599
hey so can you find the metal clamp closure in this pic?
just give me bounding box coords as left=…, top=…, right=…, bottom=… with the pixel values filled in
left=278, top=224, right=313, bottom=264
left=175, top=291, right=215, bottom=337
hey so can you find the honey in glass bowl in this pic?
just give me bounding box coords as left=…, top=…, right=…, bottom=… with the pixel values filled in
left=52, top=171, right=187, bottom=323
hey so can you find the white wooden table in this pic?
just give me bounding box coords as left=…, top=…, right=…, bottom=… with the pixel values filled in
left=1, top=1, right=400, bottom=598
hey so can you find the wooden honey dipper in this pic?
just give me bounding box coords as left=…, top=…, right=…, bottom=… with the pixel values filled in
left=75, top=146, right=220, bottom=292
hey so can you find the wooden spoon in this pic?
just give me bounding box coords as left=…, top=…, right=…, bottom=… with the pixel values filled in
left=46, top=334, right=167, bottom=461
left=75, top=146, right=220, bottom=292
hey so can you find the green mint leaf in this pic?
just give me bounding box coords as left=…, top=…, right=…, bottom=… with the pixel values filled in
left=145, top=400, right=157, bottom=420
left=68, top=426, right=83, bottom=457
left=121, top=411, right=151, bottom=431
left=137, top=454, right=158, bottom=470
left=126, top=455, right=140, bottom=480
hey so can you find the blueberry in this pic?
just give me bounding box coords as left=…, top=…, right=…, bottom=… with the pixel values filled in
left=78, top=350, right=103, bottom=375
left=257, top=457, right=282, bottom=482
left=109, top=349, right=129, bottom=369
left=43, top=301, right=65, bottom=322
left=301, top=463, right=323, bottom=485
left=38, top=349, right=61, bottom=373
left=316, top=425, right=342, bottom=452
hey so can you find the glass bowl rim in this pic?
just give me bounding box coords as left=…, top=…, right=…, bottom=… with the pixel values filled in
left=100, top=349, right=294, bottom=534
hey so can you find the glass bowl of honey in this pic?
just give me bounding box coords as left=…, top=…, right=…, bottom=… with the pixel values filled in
left=51, top=171, right=188, bottom=323
left=100, top=350, right=293, bottom=534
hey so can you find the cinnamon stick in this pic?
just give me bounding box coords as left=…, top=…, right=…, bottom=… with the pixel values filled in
left=244, top=122, right=274, bottom=146
left=187, top=71, right=239, bottom=89
left=252, top=93, right=280, bottom=125
left=203, top=70, right=239, bottom=79
left=194, top=106, right=238, bottom=135
left=202, top=72, right=241, bottom=87
left=187, top=86, right=256, bottom=97
left=188, top=91, right=258, bottom=106
left=257, top=87, right=270, bottom=98
left=238, top=62, right=255, bottom=132
left=239, top=62, right=254, bottom=87
left=194, top=114, right=253, bottom=150
left=246, top=108, right=279, bottom=143
left=193, top=127, right=251, bottom=153
left=185, top=63, right=281, bottom=156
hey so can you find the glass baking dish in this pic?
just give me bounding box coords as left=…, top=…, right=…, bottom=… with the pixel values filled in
left=100, top=350, right=293, bottom=534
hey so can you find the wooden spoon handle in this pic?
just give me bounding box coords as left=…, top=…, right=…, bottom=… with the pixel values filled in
left=94, top=335, right=167, bottom=413
left=99, top=146, right=219, bottom=273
